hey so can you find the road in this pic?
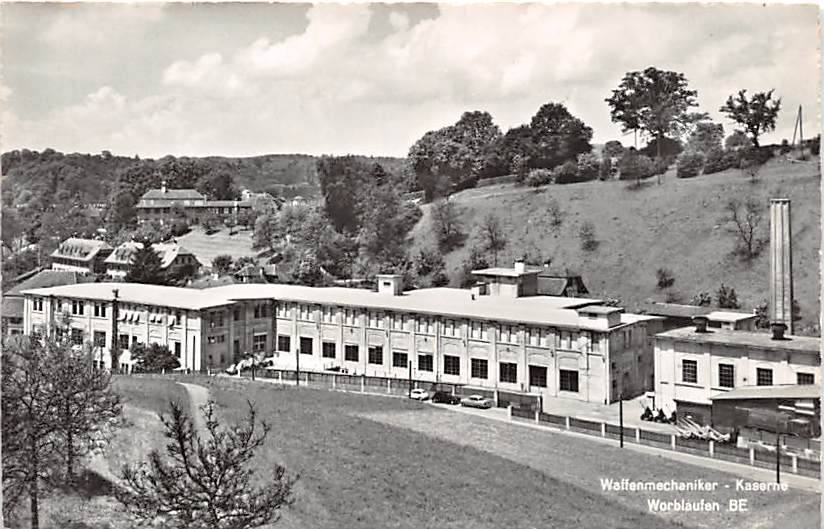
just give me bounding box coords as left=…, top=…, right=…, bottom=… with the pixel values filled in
left=178, top=382, right=210, bottom=433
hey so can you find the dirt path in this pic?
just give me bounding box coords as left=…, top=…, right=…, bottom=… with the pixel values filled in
left=178, top=382, right=210, bottom=433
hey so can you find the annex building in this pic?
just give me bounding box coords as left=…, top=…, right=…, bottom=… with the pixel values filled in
left=135, top=182, right=252, bottom=224
left=20, top=262, right=664, bottom=407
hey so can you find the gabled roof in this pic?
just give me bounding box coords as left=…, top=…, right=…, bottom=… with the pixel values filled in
left=3, top=270, right=95, bottom=319
left=105, top=242, right=197, bottom=268
left=140, top=189, right=205, bottom=201
left=50, top=238, right=112, bottom=261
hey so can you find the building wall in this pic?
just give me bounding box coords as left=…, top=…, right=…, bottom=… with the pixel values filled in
left=654, top=336, right=820, bottom=411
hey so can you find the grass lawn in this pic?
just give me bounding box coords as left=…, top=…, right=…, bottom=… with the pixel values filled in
left=186, top=375, right=815, bottom=529
left=112, top=374, right=190, bottom=413
left=411, top=156, right=821, bottom=331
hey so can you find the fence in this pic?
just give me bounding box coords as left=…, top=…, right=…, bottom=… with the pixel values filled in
left=508, top=407, right=821, bottom=479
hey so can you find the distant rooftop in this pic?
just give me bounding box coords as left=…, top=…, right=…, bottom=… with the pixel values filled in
left=656, top=326, right=820, bottom=354
left=105, top=242, right=196, bottom=268
left=644, top=302, right=711, bottom=319
left=578, top=305, right=622, bottom=315
left=705, top=310, right=758, bottom=323
left=710, top=384, right=820, bottom=401
left=140, top=188, right=205, bottom=201
left=50, top=238, right=112, bottom=261
left=471, top=267, right=541, bottom=278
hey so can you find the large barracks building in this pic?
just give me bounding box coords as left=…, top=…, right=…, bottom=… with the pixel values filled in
left=20, top=261, right=664, bottom=407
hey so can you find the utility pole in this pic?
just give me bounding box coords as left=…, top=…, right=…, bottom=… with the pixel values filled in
left=775, top=432, right=781, bottom=484
left=111, top=289, right=119, bottom=372
left=408, top=361, right=412, bottom=398
left=295, top=344, right=300, bottom=387
left=619, top=392, right=624, bottom=448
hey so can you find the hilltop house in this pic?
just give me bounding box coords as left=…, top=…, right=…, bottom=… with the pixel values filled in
left=136, top=182, right=252, bottom=224
left=104, top=241, right=201, bottom=279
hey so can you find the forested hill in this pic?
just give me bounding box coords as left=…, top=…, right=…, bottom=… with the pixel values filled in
left=0, top=149, right=407, bottom=207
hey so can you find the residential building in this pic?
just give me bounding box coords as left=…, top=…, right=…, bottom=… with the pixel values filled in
left=135, top=182, right=252, bottom=224
left=653, top=318, right=820, bottom=425
left=50, top=238, right=112, bottom=274
left=644, top=302, right=758, bottom=332
left=20, top=262, right=664, bottom=407
left=2, top=269, right=95, bottom=336
left=104, top=241, right=201, bottom=279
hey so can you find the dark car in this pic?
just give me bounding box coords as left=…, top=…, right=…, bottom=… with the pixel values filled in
left=431, top=391, right=461, bottom=405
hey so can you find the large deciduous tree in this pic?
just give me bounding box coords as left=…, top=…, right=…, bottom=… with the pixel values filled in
left=528, top=103, right=593, bottom=170
left=117, top=400, right=296, bottom=529
left=719, top=89, right=781, bottom=148
left=606, top=67, right=701, bottom=158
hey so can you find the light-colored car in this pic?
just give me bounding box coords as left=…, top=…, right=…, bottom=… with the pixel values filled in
left=410, top=388, right=430, bottom=401
left=460, top=394, right=494, bottom=409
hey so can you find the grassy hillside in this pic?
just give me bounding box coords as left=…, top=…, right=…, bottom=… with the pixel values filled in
left=176, top=226, right=259, bottom=267
left=412, top=156, right=821, bottom=332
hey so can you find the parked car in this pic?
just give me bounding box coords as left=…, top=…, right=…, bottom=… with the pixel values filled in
left=460, top=394, right=494, bottom=409
left=432, top=391, right=461, bottom=405
left=410, top=388, right=430, bottom=401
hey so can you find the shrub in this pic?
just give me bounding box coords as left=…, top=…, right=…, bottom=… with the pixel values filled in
left=690, top=291, right=712, bottom=307
left=703, top=147, right=731, bottom=175
left=676, top=150, right=706, bottom=178
left=779, top=139, right=792, bottom=154
left=651, top=157, right=671, bottom=176
left=810, top=135, right=820, bottom=155
left=640, top=137, right=683, bottom=158
left=579, top=221, right=598, bottom=252
left=618, top=152, right=654, bottom=181
left=725, top=131, right=753, bottom=151
left=598, top=158, right=614, bottom=180
left=576, top=153, right=600, bottom=182
left=525, top=168, right=553, bottom=187
left=552, top=161, right=580, bottom=184
left=656, top=268, right=675, bottom=290
left=716, top=283, right=740, bottom=309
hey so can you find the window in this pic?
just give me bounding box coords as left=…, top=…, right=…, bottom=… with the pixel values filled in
left=418, top=354, right=433, bottom=372
left=255, top=303, right=270, bottom=319
left=299, top=337, right=313, bottom=355
left=797, top=372, right=815, bottom=385
left=368, top=312, right=383, bottom=329
left=209, top=311, right=224, bottom=328
left=298, top=304, right=312, bottom=321
left=416, top=316, right=433, bottom=335
left=343, top=309, right=357, bottom=326
left=718, top=364, right=735, bottom=388
left=589, top=332, right=601, bottom=353
left=498, top=325, right=517, bottom=344
left=344, top=344, right=359, bottom=362
left=252, top=334, right=267, bottom=353
left=756, top=368, right=773, bottom=386
left=469, top=321, right=483, bottom=340
left=93, top=331, right=106, bottom=347
left=443, top=355, right=460, bottom=376
left=174, top=341, right=182, bottom=358
left=471, top=358, right=488, bottom=379
left=277, top=335, right=291, bottom=352
left=499, top=362, right=517, bottom=383
left=322, top=341, right=336, bottom=358
left=442, top=319, right=458, bottom=337
left=682, top=360, right=698, bottom=384
left=233, top=307, right=241, bottom=321
left=207, top=335, right=226, bottom=345
left=368, top=346, right=383, bottom=365
left=70, top=328, right=84, bottom=345
left=321, top=306, right=336, bottom=323
left=276, top=303, right=290, bottom=318
left=556, top=331, right=574, bottom=349
left=529, top=365, right=548, bottom=388
left=526, top=328, right=540, bottom=346
left=391, top=313, right=407, bottom=330
left=33, top=298, right=43, bottom=312
left=71, top=300, right=85, bottom=315
left=131, top=335, right=139, bottom=346
left=559, top=369, right=579, bottom=392
left=392, top=351, right=408, bottom=368
left=93, top=303, right=107, bottom=318
left=118, top=334, right=129, bottom=350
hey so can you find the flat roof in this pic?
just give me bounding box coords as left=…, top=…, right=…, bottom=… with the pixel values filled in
left=644, top=302, right=710, bottom=319
left=656, top=326, right=820, bottom=354
left=578, top=305, right=622, bottom=315
left=705, top=310, right=758, bottom=323
left=710, top=384, right=820, bottom=401
left=21, top=283, right=636, bottom=331
left=471, top=267, right=541, bottom=278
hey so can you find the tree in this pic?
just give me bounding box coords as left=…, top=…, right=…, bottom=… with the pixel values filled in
left=528, top=103, right=593, bottom=170
left=212, top=254, right=234, bottom=276
left=690, top=292, right=712, bottom=307
left=459, top=244, right=489, bottom=288
left=477, top=213, right=507, bottom=266
left=725, top=131, right=754, bottom=151
left=430, top=198, right=464, bottom=251
left=602, top=141, right=624, bottom=160
left=724, top=197, right=765, bottom=260
left=125, top=241, right=168, bottom=285
left=716, top=283, right=740, bottom=309
left=606, top=67, right=700, bottom=158
left=130, top=342, right=181, bottom=373
left=117, top=400, right=296, bottom=529
left=686, top=121, right=725, bottom=154
left=656, top=268, right=675, bottom=290
left=197, top=172, right=237, bottom=200
left=719, top=89, right=782, bottom=147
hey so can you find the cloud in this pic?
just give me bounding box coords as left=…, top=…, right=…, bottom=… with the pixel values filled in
left=39, top=4, right=165, bottom=47
left=4, top=4, right=819, bottom=157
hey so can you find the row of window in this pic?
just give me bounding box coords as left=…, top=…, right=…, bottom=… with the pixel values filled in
left=681, top=359, right=815, bottom=387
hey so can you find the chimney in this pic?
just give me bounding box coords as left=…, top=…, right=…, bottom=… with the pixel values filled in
left=471, top=282, right=488, bottom=298
left=514, top=259, right=526, bottom=274
left=377, top=274, right=403, bottom=296
left=770, top=322, right=787, bottom=341
left=769, top=199, right=793, bottom=334
left=692, top=315, right=709, bottom=333
left=161, top=180, right=167, bottom=194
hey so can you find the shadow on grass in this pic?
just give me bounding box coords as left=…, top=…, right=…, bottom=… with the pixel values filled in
left=62, top=468, right=116, bottom=499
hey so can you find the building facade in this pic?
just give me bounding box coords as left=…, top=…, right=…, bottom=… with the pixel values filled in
left=50, top=238, right=112, bottom=274
left=104, top=241, right=201, bottom=279
left=135, top=183, right=252, bottom=224
left=654, top=322, right=820, bottom=424
left=21, top=265, right=663, bottom=407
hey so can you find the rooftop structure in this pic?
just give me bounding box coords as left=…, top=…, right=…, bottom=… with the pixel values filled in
left=2, top=270, right=95, bottom=335
left=655, top=326, right=819, bottom=355
left=709, top=384, right=820, bottom=401
left=50, top=238, right=112, bottom=274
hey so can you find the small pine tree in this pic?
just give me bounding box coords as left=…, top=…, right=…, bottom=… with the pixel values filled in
left=690, top=292, right=713, bottom=307
left=716, top=283, right=740, bottom=309
left=125, top=241, right=168, bottom=285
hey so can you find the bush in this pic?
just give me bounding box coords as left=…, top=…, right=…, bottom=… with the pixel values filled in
left=552, top=161, right=580, bottom=184
left=640, top=137, right=683, bottom=158
left=651, top=157, right=671, bottom=176
left=676, top=150, right=706, bottom=178
left=598, top=158, right=614, bottom=180
left=703, top=147, right=731, bottom=175
left=576, top=153, right=600, bottom=182
left=810, top=135, right=820, bottom=155
left=618, top=152, right=654, bottom=181
left=525, top=168, right=553, bottom=187
left=579, top=221, right=598, bottom=252
left=690, top=291, right=712, bottom=307
left=656, top=268, right=675, bottom=290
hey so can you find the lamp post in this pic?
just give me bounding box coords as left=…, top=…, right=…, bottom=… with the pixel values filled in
left=111, top=289, right=119, bottom=372
left=619, top=391, right=624, bottom=448
left=295, top=344, right=300, bottom=387
left=408, top=361, right=412, bottom=398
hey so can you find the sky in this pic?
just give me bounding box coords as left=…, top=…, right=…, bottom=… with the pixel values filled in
left=1, top=2, right=819, bottom=158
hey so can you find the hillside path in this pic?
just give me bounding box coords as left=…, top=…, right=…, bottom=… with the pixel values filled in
left=178, top=382, right=210, bottom=433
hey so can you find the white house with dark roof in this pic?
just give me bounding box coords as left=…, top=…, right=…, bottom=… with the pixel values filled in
left=20, top=262, right=665, bottom=407
left=50, top=238, right=112, bottom=274
left=135, top=182, right=252, bottom=224
left=104, top=241, right=201, bottom=278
